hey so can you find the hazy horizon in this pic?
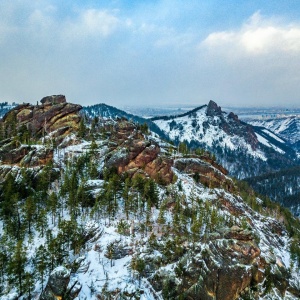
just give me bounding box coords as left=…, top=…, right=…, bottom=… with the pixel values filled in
left=1, top=1, right=300, bottom=108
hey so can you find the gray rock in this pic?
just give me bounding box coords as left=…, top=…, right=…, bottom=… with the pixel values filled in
left=39, top=266, right=70, bottom=300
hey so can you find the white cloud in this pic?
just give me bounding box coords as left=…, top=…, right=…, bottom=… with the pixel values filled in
left=63, top=9, right=120, bottom=40
left=80, top=9, right=119, bottom=36
left=202, top=11, right=300, bottom=55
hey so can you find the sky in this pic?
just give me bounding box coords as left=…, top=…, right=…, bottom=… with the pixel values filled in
left=1, top=0, right=300, bottom=108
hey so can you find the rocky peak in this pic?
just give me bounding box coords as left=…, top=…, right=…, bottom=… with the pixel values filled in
left=228, top=111, right=239, bottom=122
left=40, top=94, right=66, bottom=105
left=2, top=96, right=81, bottom=137
left=206, top=100, right=223, bottom=117
left=205, top=101, right=258, bottom=150
left=0, top=96, right=82, bottom=167
left=100, top=119, right=175, bottom=184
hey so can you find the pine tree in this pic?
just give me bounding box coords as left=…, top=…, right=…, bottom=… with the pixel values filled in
left=34, top=245, right=49, bottom=291
left=122, top=177, right=132, bottom=219
left=23, top=196, right=36, bottom=235
left=131, top=257, right=145, bottom=286
left=0, top=239, right=8, bottom=285
left=144, top=179, right=159, bottom=207
left=36, top=208, right=47, bottom=237
left=47, top=192, right=59, bottom=225
left=8, top=240, right=27, bottom=294
left=78, top=119, right=86, bottom=138
left=106, top=242, right=115, bottom=267
left=23, top=271, right=35, bottom=299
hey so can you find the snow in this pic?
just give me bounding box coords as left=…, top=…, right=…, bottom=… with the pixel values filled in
left=153, top=109, right=269, bottom=161
left=0, top=293, right=18, bottom=300
left=51, top=266, right=71, bottom=277
left=262, top=129, right=285, bottom=143
left=249, top=116, right=300, bottom=145
left=1, top=124, right=299, bottom=299
left=85, top=180, right=104, bottom=187
left=256, top=133, right=285, bottom=154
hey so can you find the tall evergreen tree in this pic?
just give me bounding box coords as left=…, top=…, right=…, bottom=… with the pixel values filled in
left=8, top=240, right=27, bottom=295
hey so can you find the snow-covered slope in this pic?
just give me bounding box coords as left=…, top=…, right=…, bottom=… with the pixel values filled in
left=1, top=100, right=300, bottom=299
left=0, top=102, right=17, bottom=119
left=248, top=116, right=300, bottom=146
left=152, top=100, right=298, bottom=178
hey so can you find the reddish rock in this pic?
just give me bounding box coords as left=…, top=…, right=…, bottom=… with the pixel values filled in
left=102, top=120, right=174, bottom=184
left=0, top=97, right=81, bottom=167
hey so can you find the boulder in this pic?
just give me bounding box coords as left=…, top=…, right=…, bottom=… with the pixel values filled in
left=40, top=95, right=66, bottom=105
left=39, top=266, right=70, bottom=300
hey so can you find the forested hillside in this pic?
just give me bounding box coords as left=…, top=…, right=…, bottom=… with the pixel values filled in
left=246, top=166, right=300, bottom=216
left=0, top=96, right=300, bottom=299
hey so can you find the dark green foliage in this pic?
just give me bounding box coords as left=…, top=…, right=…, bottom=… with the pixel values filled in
left=3, top=111, right=17, bottom=138
left=162, top=277, right=177, bottom=299
left=139, top=123, right=149, bottom=134
left=178, top=141, right=189, bottom=155
left=78, top=118, right=86, bottom=138
left=290, top=238, right=300, bottom=265
left=193, top=172, right=200, bottom=183
left=245, top=166, right=300, bottom=214
left=34, top=245, right=49, bottom=291
left=8, top=240, right=27, bottom=294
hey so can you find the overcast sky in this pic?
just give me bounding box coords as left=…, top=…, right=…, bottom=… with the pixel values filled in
left=1, top=0, right=300, bottom=108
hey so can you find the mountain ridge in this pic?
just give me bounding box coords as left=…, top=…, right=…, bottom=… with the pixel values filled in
left=0, top=96, right=300, bottom=299
left=151, top=100, right=298, bottom=178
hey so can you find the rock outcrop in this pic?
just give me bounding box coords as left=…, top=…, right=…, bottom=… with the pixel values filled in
left=174, top=157, right=233, bottom=190
left=102, top=120, right=175, bottom=184
left=206, top=100, right=223, bottom=117
left=0, top=96, right=82, bottom=167
left=39, top=266, right=71, bottom=300
left=206, top=100, right=259, bottom=151
left=1, top=95, right=81, bottom=137
left=40, top=95, right=67, bottom=105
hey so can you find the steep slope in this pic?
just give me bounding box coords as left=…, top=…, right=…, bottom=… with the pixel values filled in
left=248, top=116, right=300, bottom=145
left=152, top=100, right=298, bottom=178
left=0, top=97, right=300, bottom=300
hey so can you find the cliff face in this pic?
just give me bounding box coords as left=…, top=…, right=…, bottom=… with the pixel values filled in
left=102, top=120, right=174, bottom=184
left=2, top=96, right=81, bottom=136
left=0, top=95, right=81, bottom=167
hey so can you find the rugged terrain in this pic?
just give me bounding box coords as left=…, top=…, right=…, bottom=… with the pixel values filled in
left=152, top=101, right=298, bottom=178
left=0, top=96, right=300, bottom=300
left=83, top=101, right=298, bottom=179
left=248, top=116, right=300, bottom=153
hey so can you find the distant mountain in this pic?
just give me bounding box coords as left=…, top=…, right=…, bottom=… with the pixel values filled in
left=248, top=116, right=300, bottom=153
left=0, top=102, right=17, bottom=118
left=151, top=100, right=298, bottom=178
left=82, top=101, right=300, bottom=211
left=82, top=103, right=169, bottom=140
